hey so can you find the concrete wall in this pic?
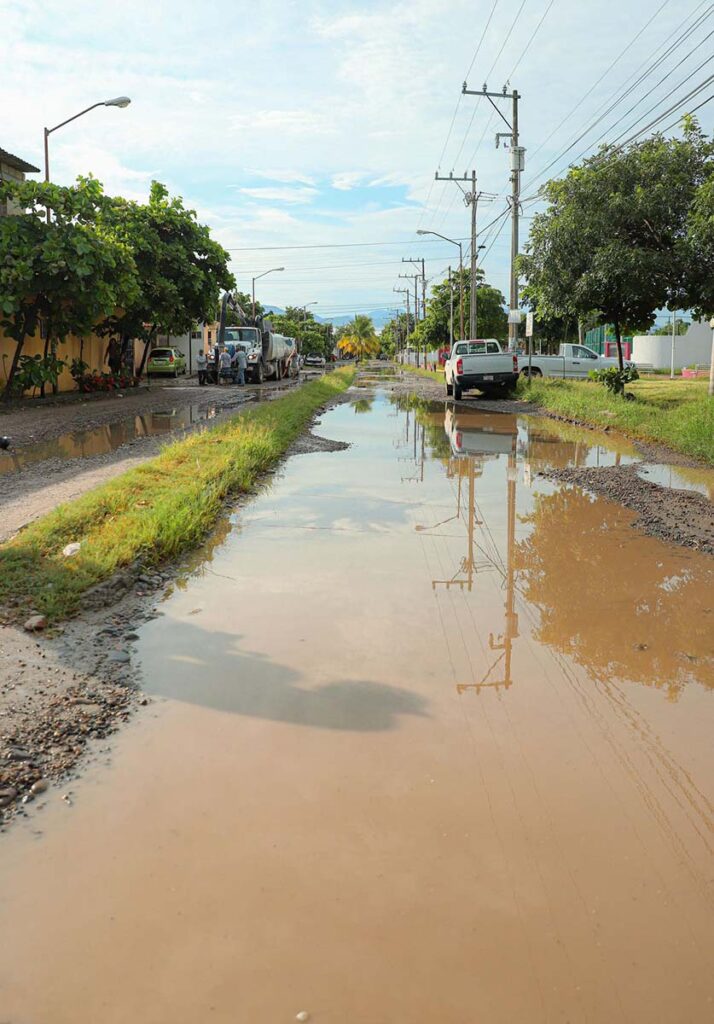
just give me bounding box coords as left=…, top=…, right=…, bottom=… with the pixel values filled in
left=632, top=322, right=711, bottom=370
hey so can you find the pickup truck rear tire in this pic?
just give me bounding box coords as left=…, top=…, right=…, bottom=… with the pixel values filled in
left=453, top=382, right=463, bottom=401
left=446, top=380, right=453, bottom=396
left=521, top=366, right=542, bottom=379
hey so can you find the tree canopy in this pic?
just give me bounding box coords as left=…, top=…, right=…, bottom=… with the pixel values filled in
left=337, top=314, right=379, bottom=360
left=0, top=176, right=138, bottom=398
left=98, top=181, right=234, bottom=375
left=518, top=123, right=714, bottom=367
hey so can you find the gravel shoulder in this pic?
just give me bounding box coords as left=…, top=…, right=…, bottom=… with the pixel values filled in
left=544, top=464, right=714, bottom=555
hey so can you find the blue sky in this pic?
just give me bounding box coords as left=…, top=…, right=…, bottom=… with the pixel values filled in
left=4, top=0, right=712, bottom=320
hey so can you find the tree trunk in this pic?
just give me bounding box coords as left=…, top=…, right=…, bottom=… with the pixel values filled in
left=136, top=328, right=156, bottom=380
left=2, top=339, right=25, bottom=402
left=40, top=332, right=50, bottom=399
left=613, top=319, right=624, bottom=371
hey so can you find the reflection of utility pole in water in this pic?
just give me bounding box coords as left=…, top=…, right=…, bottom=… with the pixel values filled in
left=431, top=456, right=481, bottom=590
left=431, top=441, right=519, bottom=692
left=470, top=450, right=519, bottom=693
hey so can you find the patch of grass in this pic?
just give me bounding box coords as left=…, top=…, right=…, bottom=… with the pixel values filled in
left=518, top=376, right=713, bottom=464
left=0, top=369, right=355, bottom=622
left=398, top=364, right=445, bottom=384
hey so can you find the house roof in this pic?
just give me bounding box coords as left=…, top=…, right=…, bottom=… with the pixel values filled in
left=0, top=147, right=40, bottom=174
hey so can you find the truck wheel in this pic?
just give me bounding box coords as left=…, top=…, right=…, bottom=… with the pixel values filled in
left=446, top=379, right=453, bottom=396
left=454, top=383, right=463, bottom=401
left=255, top=363, right=264, bottom=384
left=522, top=366, right=542, bottom=379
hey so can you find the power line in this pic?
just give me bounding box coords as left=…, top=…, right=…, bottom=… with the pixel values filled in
left=224, top=236, right=471, bottom=252
left=524, top=0, right=676, bottom=169
left=521, top=1, right=711, bottom=193
left=418, top=0, right=500, bottom=230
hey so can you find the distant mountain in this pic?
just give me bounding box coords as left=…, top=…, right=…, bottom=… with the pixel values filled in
left=263, top=305, right=393, bottom=330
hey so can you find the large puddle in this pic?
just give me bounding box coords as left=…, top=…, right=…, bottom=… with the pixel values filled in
left=0, top=403, right=227, bottom=475
left=1, top=390, right=712, bottom=1022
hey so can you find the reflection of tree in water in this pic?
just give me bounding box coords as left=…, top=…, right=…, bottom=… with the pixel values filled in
left=352, top=397, right=374, bottom=414
left=515, top=487, right=714, bottom=699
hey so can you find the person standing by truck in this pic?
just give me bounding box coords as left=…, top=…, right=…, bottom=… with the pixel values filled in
left=196, top=349, right=208, bottom=385
left=235, top=346, right=248, bottom=386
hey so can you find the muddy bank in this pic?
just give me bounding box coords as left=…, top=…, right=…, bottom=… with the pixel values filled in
left=545, top=463, right=714, bottom=554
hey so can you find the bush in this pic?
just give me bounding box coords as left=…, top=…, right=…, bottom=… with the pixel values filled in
left=588, top=365, right=639, bottom=395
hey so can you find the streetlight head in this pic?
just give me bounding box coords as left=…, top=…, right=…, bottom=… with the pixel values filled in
left=105, top=96, right=131, bottom=108
left=416, top=230, right=427, bottom=236
left=276, top=266, right=285, bottom=271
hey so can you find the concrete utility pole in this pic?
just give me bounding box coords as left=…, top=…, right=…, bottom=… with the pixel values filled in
left=434, top=172, right=494, bottom=340
left=462, top=83, right=524, bottom=350
left=448, top=266, right=454, bottom=346
left=709, top=317, right=714, bottom=398
left=394, top=286, right=411, bottom=365
left=399, top=270, right=420, bottom=366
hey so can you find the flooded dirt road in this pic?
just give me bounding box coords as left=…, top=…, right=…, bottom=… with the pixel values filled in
left=1, top=387, right=712, bottom=1022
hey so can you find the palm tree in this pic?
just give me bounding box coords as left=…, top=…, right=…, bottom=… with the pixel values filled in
left=337, top=314, right=379, bottom=361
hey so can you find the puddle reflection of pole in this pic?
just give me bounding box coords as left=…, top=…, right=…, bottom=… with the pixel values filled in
left=434, top=443, right=519, bottom=694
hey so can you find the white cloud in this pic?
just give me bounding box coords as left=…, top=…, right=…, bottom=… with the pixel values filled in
left=237, top=186, right=319, bottom=205
left=248, top=168, right=317, bottom=186
left=331, top=171, right=366, bottom=191
left=231, top=109, right=335, bottom=136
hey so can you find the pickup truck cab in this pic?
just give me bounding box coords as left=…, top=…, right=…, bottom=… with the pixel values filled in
left=518, top=343, right=634, bottom=379
left=444, top=339, right=519, bottom=400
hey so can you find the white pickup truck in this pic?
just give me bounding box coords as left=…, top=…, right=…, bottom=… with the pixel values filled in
left=444, top=339, right=520, bottom=400
left=518, top=343, right=634, bottom=379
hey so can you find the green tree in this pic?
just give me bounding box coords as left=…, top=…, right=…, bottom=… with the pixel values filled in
left=98, top=181, right=234, bottom=377
left=651, top=318, right=689, bottom=336
left=0, top=176, right=139, bottom=399
left=519, top=124, right=714, bottom=369
left=421, top=268, right=507, bottom=349
left=337, top=314, right=379, bottom=360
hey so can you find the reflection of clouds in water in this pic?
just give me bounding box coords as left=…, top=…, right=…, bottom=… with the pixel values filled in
left=143, top=622, right=428, bottom=733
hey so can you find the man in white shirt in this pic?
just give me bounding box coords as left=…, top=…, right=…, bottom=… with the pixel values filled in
left=196, top=349, right=208, bottom=385
left=218, top=347, right=232, bottom=384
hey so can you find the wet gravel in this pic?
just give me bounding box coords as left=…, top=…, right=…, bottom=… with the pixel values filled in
left=544, top=464, right=714, bottom=555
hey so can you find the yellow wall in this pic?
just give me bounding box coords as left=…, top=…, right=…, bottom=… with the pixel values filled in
left=0, top=328, right=110, bottom=395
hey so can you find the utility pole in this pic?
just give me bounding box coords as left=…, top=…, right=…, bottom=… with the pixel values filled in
left=462, top=83, right=523, bottom=350
left=448, top=266, right=454, bottom=346
left=434, top=172, right=494, bottom=339
left=394, top=286, right=411, bottom=365
left=402, top=257, right=427, bottom=363
left=399, top=271, right=420, bottom=366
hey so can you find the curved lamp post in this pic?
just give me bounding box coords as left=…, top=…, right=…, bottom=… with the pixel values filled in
left=252, top=267, right=284, bottom=318
left=417, top=229, right=464, bottom=341
left=44, top=96, right=131, bottom=183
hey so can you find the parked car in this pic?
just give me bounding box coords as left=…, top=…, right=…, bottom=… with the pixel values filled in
left=444, top=339, right=519, bottom=400
left=304, top=353, right=326, bottom=368
left=518, top=343, right=635, bottom=379
left=147, top=347, right=186, bottom=378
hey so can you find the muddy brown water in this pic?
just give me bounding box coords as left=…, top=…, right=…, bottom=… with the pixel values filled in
left=1, top=390, right=713, bottom=1023
left=0, top=402, right=234, bottom=475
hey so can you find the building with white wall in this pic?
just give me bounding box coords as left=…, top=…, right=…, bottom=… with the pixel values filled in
left=632, top=321, right=711, bottom=370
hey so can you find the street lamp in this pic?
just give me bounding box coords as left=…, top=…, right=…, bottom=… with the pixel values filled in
left=252, top=267, right=284, bottom=319
left=417, top=229, right=464, bottom=341
left=44, top=96, right=131, bottom=183
left=302, top=301, right=318, bottom=321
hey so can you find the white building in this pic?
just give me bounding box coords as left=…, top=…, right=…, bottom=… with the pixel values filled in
left=632, top=321, right=711, bottom=370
